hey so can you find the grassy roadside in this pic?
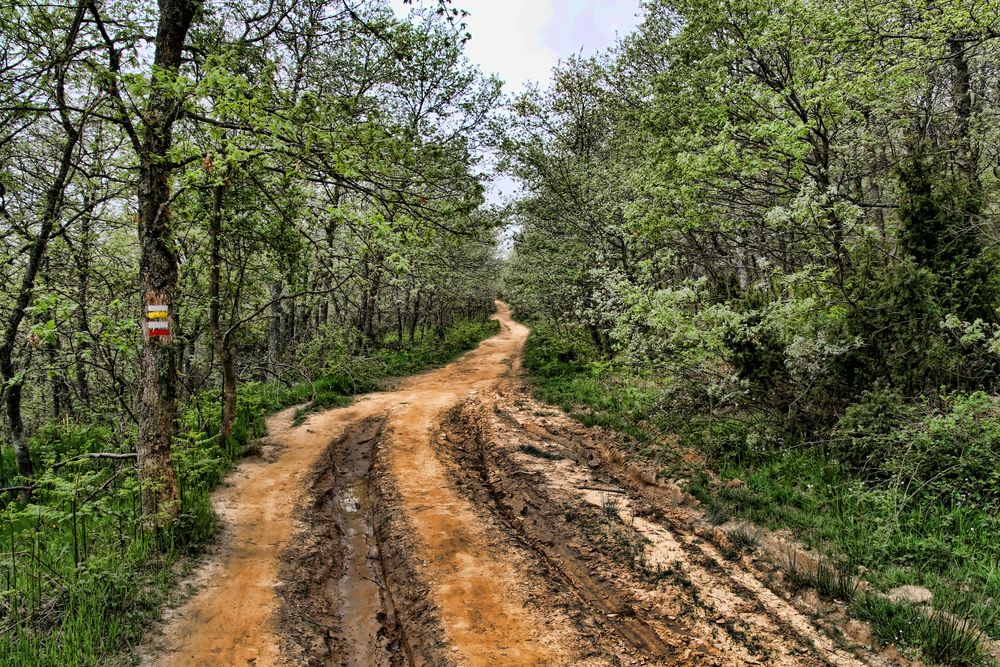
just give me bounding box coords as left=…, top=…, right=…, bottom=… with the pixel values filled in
left=0, top=316, right=499, bottom=666
left=523, top=323, right=1000, bottom=667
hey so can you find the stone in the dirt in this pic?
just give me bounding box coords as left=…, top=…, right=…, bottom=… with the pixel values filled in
left=886, top=585, right=933, bottom=605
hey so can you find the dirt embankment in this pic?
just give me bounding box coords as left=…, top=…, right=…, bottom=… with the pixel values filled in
left=138, top=303, right=909, bottom=667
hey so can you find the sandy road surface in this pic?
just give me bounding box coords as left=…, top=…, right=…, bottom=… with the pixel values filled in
left=139, top=303, right=897, bottom=667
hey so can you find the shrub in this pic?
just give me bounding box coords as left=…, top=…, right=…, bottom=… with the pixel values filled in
left=834, top=391, right=1000, bottom=509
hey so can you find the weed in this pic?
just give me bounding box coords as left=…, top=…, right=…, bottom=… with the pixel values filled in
left=783, top=551, right=858, bottom=602
left=850, top=593, right=989, bottom=666
left=708, top=504, right=730, bottom=525
left=601, top=493, right=621, bottom=519
left=723, top=525, right=760, bottom=559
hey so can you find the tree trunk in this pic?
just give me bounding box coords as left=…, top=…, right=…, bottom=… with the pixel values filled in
left=0, top=104, right=82, bottom=479
left=409, top=293, right=420, bottom=343
left=135, top=0, right=200, bottom=523
left=220, top=338, right=237, bottom=444
left=949, top=36, right=977, bottom=186
left=268, top=280, right=284, bottom=377
left=75, top=205, right=92, bottom=409
left=362, top=261, right=382, bottom=346
left=208, top=182, right=238, bottom=444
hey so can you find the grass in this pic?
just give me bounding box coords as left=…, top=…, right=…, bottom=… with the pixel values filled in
left=851, top=594, right=989, bottom=667
left=723, top=525, right=761, bottom=560
left=783, top=550, right=859, bottom=602
left=522, top=323, right=1000, bottom=666
left=0, top=316, right=499, bottom=666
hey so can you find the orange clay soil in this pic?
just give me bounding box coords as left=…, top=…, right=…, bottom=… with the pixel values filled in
left=138, top=303, right=908, bottom=667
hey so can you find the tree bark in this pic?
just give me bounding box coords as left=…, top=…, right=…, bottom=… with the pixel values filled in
left=408, top=292, right=420, bottom=343
left=75, top=204, right=92, bottom=409
left=267, top=280, right=284, bottom=377
left=135, top=0, right=200, bottom=522
left=949, top=36, right=977, bottom=186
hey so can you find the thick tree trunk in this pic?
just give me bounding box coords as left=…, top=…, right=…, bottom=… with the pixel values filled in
left=135, top=0, right=200, bottom=522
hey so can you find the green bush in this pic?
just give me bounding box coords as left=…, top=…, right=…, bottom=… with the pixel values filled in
left=834, top=391, right=1000, bottom=509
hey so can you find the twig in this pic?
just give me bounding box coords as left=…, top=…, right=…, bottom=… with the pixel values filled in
left=576, top=484, right=627, bottom=494
left=51, top=452, right=137, bottom=471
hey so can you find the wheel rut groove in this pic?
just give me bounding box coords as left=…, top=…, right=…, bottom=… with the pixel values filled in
left=438, top=403, right=683, bottom=663
left=278, top=415, right=416, bottom=667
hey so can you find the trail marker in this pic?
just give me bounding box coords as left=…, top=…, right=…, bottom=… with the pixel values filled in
left=145, top=304, right=170, bottom=339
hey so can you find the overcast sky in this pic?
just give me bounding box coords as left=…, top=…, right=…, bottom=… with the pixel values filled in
left=387, top=0, right=643, bottom=205
left=388, top=0, right=643, bottom=93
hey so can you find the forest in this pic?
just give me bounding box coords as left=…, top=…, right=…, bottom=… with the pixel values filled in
left=2, top=0, right=1000, bottom=665
left=0, top=0, right=500, bottom=662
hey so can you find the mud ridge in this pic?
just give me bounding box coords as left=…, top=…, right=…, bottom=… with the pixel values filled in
left=369, top=423, right=452, bottom=667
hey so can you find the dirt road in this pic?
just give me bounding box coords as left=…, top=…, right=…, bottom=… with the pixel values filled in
left=140, top=303, right=892, bottom=666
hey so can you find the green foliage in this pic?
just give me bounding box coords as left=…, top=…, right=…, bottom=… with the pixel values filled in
left=834, top=391, right=1000, bottom=509
left=897, top=155, right=998, bottom=324
left=523, top=326, right=658, bottom=436
left=0, top=380, right=272, bottom=664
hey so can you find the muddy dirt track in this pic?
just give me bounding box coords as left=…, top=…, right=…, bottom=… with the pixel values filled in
left=139, top=303, right=903, bottom=667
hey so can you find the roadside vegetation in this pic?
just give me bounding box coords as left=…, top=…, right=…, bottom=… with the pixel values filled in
left=503, top=1, right=1000, bottom=665
left=522, top=325, right=1000, bottom=666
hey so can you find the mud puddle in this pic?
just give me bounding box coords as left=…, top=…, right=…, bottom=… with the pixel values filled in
left=278, top=416, right=406, bottom=667
left=332, top=426, right=388, bottom=667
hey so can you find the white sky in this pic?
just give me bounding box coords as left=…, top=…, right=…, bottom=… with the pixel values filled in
left=388, top=0, right=643, bottom=93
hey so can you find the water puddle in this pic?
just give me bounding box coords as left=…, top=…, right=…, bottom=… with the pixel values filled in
left=335, top=440, right=388, bottom=667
